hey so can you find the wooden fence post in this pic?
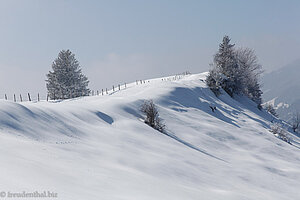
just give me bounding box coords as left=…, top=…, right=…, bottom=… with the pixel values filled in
left=47, top=94, right=49, bottom=101
left=118, top=84, right=120, bottom=90
left=125, top=83, right=126, bottom=88
left=113, top=86, right=114, bottom=91
left=102, top=89, right=103, bottom=95
left=97, top=90, right=99, bottom=96
left=5, top=94, right=7, bottom=100
left=38, top=93, right=40, bottom=101
left=106, top=88, right=108, bottom=94
left=28, top=93, right=31, bottom=101
left=14, top=94, right=16, bottom=102
left=20, top=94, right=22, bottom=102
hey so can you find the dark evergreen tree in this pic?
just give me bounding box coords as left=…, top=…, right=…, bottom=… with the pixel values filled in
left=207, top=36, right=241, bottom=96
left=46, top=50, right=90, bottom=100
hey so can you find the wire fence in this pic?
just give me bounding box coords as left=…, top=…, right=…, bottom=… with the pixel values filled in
left=0, top=72, right=191, bottom=103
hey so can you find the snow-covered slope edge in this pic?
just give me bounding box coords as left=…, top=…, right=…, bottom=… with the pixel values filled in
left=0, top=73, right=299, bottom=200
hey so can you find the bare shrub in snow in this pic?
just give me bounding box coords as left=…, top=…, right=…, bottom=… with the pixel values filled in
left=141, top=100, right=165, bottom=133
left=265, top=104, right=278, bottom=117
left=270, top=124, right=291, bottom=143
left=292, top=112, right=300, bottom=133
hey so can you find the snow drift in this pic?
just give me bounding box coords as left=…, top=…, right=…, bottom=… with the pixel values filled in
left=0, top=73, right=299, bottom=200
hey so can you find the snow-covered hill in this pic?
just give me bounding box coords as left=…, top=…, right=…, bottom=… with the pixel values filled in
left=0, top=73, right=300, bottom=200
left=262, top=59, right=300, bottom=122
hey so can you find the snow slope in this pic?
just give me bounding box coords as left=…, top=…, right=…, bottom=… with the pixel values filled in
left=0, top=73, right=300, bottom=200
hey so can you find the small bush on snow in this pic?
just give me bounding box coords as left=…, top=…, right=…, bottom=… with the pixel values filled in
left=140, top=100, right=165, bottom=133
left=270, top=124, right=291, bottom=143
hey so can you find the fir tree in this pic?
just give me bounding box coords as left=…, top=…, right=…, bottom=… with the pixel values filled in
left=46, top=50, right=90, bottom=100
left=211, top=35, right=241, bottom=96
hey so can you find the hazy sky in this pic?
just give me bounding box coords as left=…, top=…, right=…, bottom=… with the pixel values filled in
left=0, top=0, right=300, bottom=99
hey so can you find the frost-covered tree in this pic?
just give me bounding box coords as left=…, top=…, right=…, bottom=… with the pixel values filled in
left=206, top=36, right=263, bottom=107
left=46, top=50, right=90, bottom=100
left=207, top=36, right=241, bottom=97
left=236, top=47, right=263, bottom=105
left=206, top=65, right=222, bottom=96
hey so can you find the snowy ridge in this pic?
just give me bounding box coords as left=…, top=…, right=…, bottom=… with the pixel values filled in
left=0, top=72, right=300, bottom=200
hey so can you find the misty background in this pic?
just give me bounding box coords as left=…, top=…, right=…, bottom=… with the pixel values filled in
left=0, top=0, right=300, bottom=98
